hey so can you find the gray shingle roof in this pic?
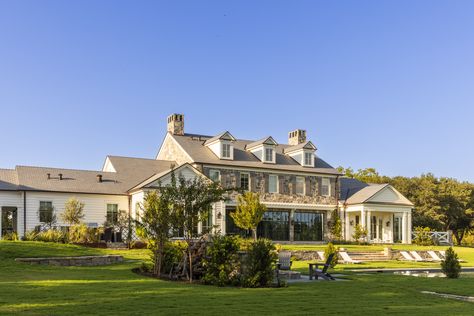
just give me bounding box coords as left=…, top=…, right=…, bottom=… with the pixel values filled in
left=0, top=169, right=19, bottom=190
left=1, top=156, right=176, bottom=195
left=172, top=133, right=340, bottom=175
left=283, top=141, right=317, bottom=154
left=340, top=177, right=413, bottom=206
left=203, top=131, right=236, bottom=146
left=245, top=136, right=278, bottom=150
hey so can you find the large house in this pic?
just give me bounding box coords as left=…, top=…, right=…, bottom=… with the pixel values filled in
left=0, top=114, right=414, bottom=243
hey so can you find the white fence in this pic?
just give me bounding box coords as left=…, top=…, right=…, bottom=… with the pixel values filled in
left=411, top=231, right=453, bottom=245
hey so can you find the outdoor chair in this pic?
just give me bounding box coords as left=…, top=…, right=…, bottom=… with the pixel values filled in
left=427, top=251, right=443, bottom=262
left=399, top=251, right=416, bottom=261
left=409, top=251, right=429, bottom=262
left=439, top=250, right=466, bottom=262
left=277, top=251, right=292, bottom=271
left=339, top=251, right=362, bottom=264
left=308, top=253, right=336, bottom=281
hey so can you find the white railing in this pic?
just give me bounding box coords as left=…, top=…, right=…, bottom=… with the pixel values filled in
left=412, top=231, right=453, bottom=245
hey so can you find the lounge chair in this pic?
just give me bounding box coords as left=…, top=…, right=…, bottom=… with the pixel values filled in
left=277, top=251, right=292, bottom=270
left=410, top=251, right=429, bottom=262
left=399, top=251, right=416, bottom=261
left=317, top=251, right=325, bottom=261
left=339, top=251, right=362, bottom=264
left=427, top=251, right=443, bottom=262
left=439, top=250, right=466, bottom=263
left=308, top=253, right=336, bottom=280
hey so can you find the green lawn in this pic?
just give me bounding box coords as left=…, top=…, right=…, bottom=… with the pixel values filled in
left=1, top=241, right=474, bottom=315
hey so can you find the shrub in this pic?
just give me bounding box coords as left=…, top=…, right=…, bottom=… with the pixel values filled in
left=161, top=241, right=187, bottom=275
left=242, top=239, right=277, bottom=288
left=130, top=240, right=147, bottom=249
left=35, top=229, right=66, bottom=243
left=68, top=224, right=102, bottom=244
left=202, top=235, right=241, bottom=286
left=441, top=247, right=461, bottom=278
left=324, top=242, right=339, bottom=268
left=2, top=232, right=19, bottom=241
left=413, top=226, right=434, bottom=246
left=23, top=230, right=38, bottom=241
left=352, top=224, right=368, bottom=243
left=235, top=236, right=253, bottom=251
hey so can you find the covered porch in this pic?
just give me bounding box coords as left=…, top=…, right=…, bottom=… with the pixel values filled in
left=344, top=205, right=412, bottom=244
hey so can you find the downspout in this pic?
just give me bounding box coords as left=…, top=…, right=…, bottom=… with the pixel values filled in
left=127, top=195, right=132, bottom=249
left=23, top=191, right=27, bottom=237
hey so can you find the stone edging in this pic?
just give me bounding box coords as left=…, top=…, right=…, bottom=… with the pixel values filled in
left=15, top=255, right=123, bottom=266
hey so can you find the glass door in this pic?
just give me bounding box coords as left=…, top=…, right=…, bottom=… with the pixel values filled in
left=1, top=207, right=18, bottom=237
left=393, top=216, right=402, bottom=242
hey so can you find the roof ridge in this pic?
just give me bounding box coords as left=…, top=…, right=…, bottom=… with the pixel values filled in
left=16, top=165, right=115, bottom=174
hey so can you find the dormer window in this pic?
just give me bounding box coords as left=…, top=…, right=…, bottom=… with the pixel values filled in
left=204, top=131, right=236, bottom=160
left=265, top=148, right=273, bottom=162
left=222, top=143, right=231, bottom=158
left=304, top=152, right=313, bottom=166
left=284, top=141, right=317, bottom=167
left=246, top=136, right=278, bottom=164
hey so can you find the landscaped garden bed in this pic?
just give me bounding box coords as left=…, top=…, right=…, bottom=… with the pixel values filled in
left=15, top=254, right=123, bottom=266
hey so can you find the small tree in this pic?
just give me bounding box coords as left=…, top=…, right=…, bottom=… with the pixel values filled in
left=136, top=189, right=174, bottom=277
left=352, top=224, right=368, bottom=244
left=413, top=226, right=434, bottom=246
left=61, top=198, right=85, bottom=226
left=231, top=192, right=267, bottom=241
left=324, top=242, right=339, bottom=268
left=329, top=209, right=342, bottom=241
left=441, top=247, right=461, bottom=278
left=172, top=174, right=227, bottom=282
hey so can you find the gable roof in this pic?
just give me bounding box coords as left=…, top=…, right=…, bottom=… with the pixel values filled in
left=1, top=156, right=175, bottom=195
left=340, top=177, right=413, bottom=206
left=246, top=136, right=278, bottom=150
left=283, top=141, right=317, bottom=154
left=128, top=163, right=207, bottom=192
left=203, top=131, right=236, bottom=146
left=170, top=133, right=340, bottom=175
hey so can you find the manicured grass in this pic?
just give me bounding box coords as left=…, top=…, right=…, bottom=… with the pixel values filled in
left=1, top=241, right=474, bottom=315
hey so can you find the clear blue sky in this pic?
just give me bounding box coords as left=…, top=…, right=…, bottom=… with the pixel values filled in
left=1, top=1, right=473, bottom=181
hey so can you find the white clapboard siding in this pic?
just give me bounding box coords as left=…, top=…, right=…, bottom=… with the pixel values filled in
left=24, top=192, right=129, bottom=232
left=0, top=191, right=24, bottom=237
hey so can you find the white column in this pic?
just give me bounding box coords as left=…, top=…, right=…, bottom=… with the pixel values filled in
left=407, top=211, right=412, bottom=244
left=366, top=210, right=372, bottom=242
left=402, top=212, right=408, bottom=244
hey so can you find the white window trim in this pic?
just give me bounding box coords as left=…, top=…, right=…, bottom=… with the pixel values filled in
left=263, top=146, right=276, bottom=163
left=240, top=172, right=250, bottom=191
left=321, top=178, right=331, bottom=197
left=295, top=176, right=305, bottom=195
left=222, top=143, right=231, bottom=159
left=303, top=151, right=314, bottom=167
left=268, top=174, right=279, bottom=193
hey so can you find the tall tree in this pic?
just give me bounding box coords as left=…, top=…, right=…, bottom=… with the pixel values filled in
left=230, top=192, right=267, bottom=240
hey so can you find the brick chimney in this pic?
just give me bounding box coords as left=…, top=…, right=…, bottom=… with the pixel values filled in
left=167, top=114, right=184, bottom=136
left=288, top=129, right=306, bottom=146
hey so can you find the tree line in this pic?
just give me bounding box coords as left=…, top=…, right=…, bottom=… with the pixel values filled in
left=338, top=167, right=474, bottom=244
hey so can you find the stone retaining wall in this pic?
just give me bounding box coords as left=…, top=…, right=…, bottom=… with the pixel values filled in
left=15, top=255, right=123, bottom=266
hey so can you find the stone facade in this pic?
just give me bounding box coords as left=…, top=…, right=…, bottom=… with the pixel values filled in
left=157, top=135, right=192, bottom=165
left=15, top=255, right=124, bottom=266
left=202, top=167, right=337, bottom=205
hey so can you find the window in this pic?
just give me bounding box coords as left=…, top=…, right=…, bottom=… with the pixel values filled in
left=295, top=176, right=305, bottom=195
left=321, top=178, right=331, bottom=196
left=264, top=147, right=273, bottom=162
left=209, top=169, right=220, bottom=182
left=268, top=175, right=278, bottom=193
left=355, top=215, right=360, bottom=226
left=39, top=201, right=53, bottom=223
left=240, top=173, right=250, bottom=191
left=293, top=211, right=324, bottom=241
left=222, top=143, right=231, bottom=158
left=257, top=210, right=290, bottom=241
left=304, top=152, right=313, bottom=166
left=106, top=204, right=119, bottom=225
